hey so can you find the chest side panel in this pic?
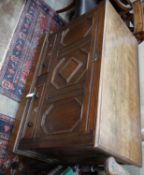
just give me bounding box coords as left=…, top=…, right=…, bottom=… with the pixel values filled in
left=97, top=1, right=141, bottom=165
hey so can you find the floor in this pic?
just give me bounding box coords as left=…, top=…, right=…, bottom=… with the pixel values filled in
left=0, top=0, right=144, bottom=174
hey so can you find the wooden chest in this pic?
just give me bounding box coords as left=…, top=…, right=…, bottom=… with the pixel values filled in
left=14, top=0, right=141, bottom=166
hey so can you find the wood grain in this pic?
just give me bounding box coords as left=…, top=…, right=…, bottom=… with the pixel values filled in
left=96, top=0, right=141, bottom=166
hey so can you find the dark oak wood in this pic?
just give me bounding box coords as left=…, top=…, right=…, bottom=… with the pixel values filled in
left=11, top=0, right=141, bottom=166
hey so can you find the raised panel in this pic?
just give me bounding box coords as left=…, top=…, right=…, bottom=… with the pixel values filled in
left=59, top=57, right=83, bottom=83
left=51, top=49, right=88, bottom=90
left=46, top=41, right=90, bottom=99
left=41, top=97, right=82, bottom=134
left=60, top=17, right=92, bottom=47
left=33, top=39, right=91, bottom=137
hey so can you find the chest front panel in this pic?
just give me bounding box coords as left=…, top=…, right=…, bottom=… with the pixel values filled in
left=24, top=12, right=101, bottom=139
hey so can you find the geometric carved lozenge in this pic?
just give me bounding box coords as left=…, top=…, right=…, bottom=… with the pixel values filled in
left=59, top=57, right=83, bottom=83
left=41, top=98, right=82, bottom=134
left=51, top=47, right=89, bottom=89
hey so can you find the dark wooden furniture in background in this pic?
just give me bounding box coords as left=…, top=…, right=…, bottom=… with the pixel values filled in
left=56, top=0, right=144, bottom=41
left=133, top=0, right=144, bottom=40
left=10, top=0, right=141, bottom=166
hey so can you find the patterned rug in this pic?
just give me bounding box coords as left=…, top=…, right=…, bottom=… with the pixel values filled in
left=0, top=113, right=14, bottom=169
left=0, top=114, right=14, bottom=141
left=0, top=0, right=64, bottom=102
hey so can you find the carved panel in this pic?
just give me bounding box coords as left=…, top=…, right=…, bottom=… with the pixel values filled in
left=50, top=45, right=89, bottom=90
left=59, top=57, right=83, bottom=83
left=32, top=40, right=91, bottom=137
left=41, top=97, right=82, bottom=134
left=60, top=17, right=92, bottom=46
left=30, top=23, right=93, bottom=137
